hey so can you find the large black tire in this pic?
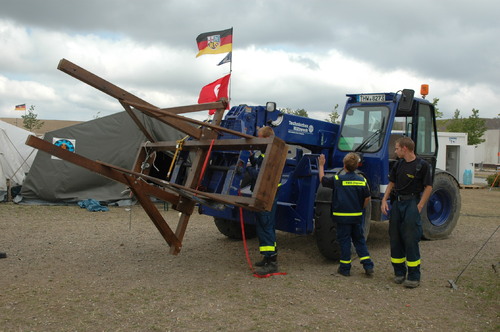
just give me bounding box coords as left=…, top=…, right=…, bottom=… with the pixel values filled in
left=315, top=193, right=340, bottom=261
left=421, top=172, right=461, bottom=239
left=214, top=218, right=257, bottom=240
left=314, top=185, right=371, bottom=261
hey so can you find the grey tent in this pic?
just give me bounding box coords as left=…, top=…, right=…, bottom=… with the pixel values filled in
left=21, top=110, right=185, bottom=203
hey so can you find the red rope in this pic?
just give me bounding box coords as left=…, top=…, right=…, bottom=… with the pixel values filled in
left=239, top=206, right=256, bottom=274
left=197, top=139, right=215, bottom=190
left=238, top=201, right=286, bottom=278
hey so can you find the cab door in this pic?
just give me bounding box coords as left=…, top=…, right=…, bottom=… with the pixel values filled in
left=413, top=102, right=438, bottom=178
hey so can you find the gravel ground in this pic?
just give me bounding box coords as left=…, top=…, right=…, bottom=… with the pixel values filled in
left=1, top=189, right=499, bottom=331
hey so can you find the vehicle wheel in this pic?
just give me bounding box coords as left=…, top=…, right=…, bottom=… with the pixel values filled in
left=421, top=172, right=461, bottom=239
left=362, top=202, right=371, bottom=239
left=315, top=207, right=339, bottom=260
left=314, top=183, right=372, bottom=261
left=214, top=218, right=257, bottom=240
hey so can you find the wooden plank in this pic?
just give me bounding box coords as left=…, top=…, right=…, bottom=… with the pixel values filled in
left=25, top=135, right=181, bottom=208
left=158, top=100, right=228, bottom=114
left=57, top=58, right=204, bottom=139
left=58, top=58, right=156, bottom=108
left=252, top=136, right=289, bottom=211
left=98, top=161, right=257, bottom=209
left=120, top=101, right=156, bottom=142
left=143, top=137, right=272, bottom=151
left=123, top=100, right=255, bottom=139
left=124, top=176, right=181, bottom=251
left=460, top=184, right=484, bottom=189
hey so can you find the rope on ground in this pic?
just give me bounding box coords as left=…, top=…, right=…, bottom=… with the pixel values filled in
left=238, top=204, right=286, bottom=278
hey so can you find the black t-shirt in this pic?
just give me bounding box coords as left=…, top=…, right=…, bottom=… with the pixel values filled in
left=389, top=158, right=432, bottom=195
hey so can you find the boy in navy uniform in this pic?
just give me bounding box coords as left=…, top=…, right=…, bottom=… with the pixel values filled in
left=318, top=152, right=374, bottom=276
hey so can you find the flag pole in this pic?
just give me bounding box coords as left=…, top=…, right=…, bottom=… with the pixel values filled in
left=229, top=27, right=233, bottom=105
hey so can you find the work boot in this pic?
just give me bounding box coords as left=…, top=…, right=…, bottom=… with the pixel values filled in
left=337, top=266, right=350, bottom=277
left=0, top=252, right=6, bottom=259
left=254, top=257, right=267, bottom=267
left=255, top=255, right=278, bottom=275
left=365, top=268, right=374, bottom=277
left=403, top=279, right=420, bottom=288
left=394, top=275, right=405, bottom=284
left=255, top=248, right=278, bottom=266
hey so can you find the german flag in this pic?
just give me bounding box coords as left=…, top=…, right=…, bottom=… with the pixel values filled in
left=15, top=104, right=26, bottom=111
left=196, top=28, right=232, bottom=57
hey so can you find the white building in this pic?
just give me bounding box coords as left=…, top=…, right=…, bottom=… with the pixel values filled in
left=436, top=132, right=475, bottom=184
left=473, top=119, right=500, bottom=167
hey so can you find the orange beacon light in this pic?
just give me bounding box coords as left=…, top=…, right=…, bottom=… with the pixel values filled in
left=420, top=84, right=429, bottom=99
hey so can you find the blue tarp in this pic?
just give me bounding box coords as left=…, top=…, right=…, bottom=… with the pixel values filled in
left=77, top=199, right=109, bottom=212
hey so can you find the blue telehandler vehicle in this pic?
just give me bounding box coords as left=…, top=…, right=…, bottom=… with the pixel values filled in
left=196, top=87, right=461, bottom=260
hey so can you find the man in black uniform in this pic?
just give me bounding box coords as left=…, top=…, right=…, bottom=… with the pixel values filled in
left=381, top=137, right=433, bottom=288
left=319, top=152, right=374, bottom=277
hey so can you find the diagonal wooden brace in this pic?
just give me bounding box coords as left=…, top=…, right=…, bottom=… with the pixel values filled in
left=25, top=135, right=183, bottom=251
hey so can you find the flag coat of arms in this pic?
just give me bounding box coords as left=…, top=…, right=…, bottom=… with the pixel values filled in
left=196, top=28, right=233, bottom=57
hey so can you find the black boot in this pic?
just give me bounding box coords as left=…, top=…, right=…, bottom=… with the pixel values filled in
left=255, top=248, right=278, bottom=266
left=256, top=255, right=278, bottom=275
left=0, top=252, right=7, bottom=259
left=255, top=257, right=267, bottom=267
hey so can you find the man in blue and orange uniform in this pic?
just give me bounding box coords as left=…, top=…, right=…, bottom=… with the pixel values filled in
left=381, top=137, right=433, bottom=288
left=318, top=152, right=374, bottom=277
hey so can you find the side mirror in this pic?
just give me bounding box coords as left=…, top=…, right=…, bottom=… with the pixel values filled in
left=266, top=102, right=276, bottom=112
left=397, top=89, right=414, bottom=115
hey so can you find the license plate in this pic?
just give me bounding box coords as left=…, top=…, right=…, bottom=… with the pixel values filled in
left=358, top=94, right=385, bottom=103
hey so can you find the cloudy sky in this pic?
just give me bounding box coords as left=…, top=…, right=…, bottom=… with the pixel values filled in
left=1, top=0, right=499, bottom=123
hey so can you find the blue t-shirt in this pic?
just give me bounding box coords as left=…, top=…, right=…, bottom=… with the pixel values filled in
left=322, top=172, right=370, bottom=224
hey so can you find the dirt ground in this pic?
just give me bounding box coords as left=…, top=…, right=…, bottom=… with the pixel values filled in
left=1, top=189, right=499, bottom=331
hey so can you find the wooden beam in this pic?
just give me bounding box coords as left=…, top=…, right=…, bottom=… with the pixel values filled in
left=252, top=136, right=289, bottom=211
left=58, top=58, right=156, bottom=108
left=158, top=99, right=228, bottom=115
left=120, top=101, right=156, bottom=142
left=123, top=100, right=254, bottom=139
left=124, top=176, right=182, bottom=251
left=57, top=58, right=204, bottom=139
left=25, top=135, right=181, bottom=208
left=143, top=137, right=273, bottom=151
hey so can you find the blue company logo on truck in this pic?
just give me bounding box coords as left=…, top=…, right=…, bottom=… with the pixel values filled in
left=288, top=120, right=314, bottom=135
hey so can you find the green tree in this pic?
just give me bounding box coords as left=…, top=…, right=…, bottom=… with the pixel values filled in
left=432, top=97, right=443, bottom=118
left=446, top=109, right=462, bottom=132
left=21, top=105, right=44, bottom=131
left=283, top=108, right=308, bottom=117
left=446, top=108, right=486, bottom=145
left=325, top=104, right=341, bottom=124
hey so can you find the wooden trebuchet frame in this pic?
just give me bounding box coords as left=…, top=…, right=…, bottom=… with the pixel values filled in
left=25, top=59, right=288, bottom=255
